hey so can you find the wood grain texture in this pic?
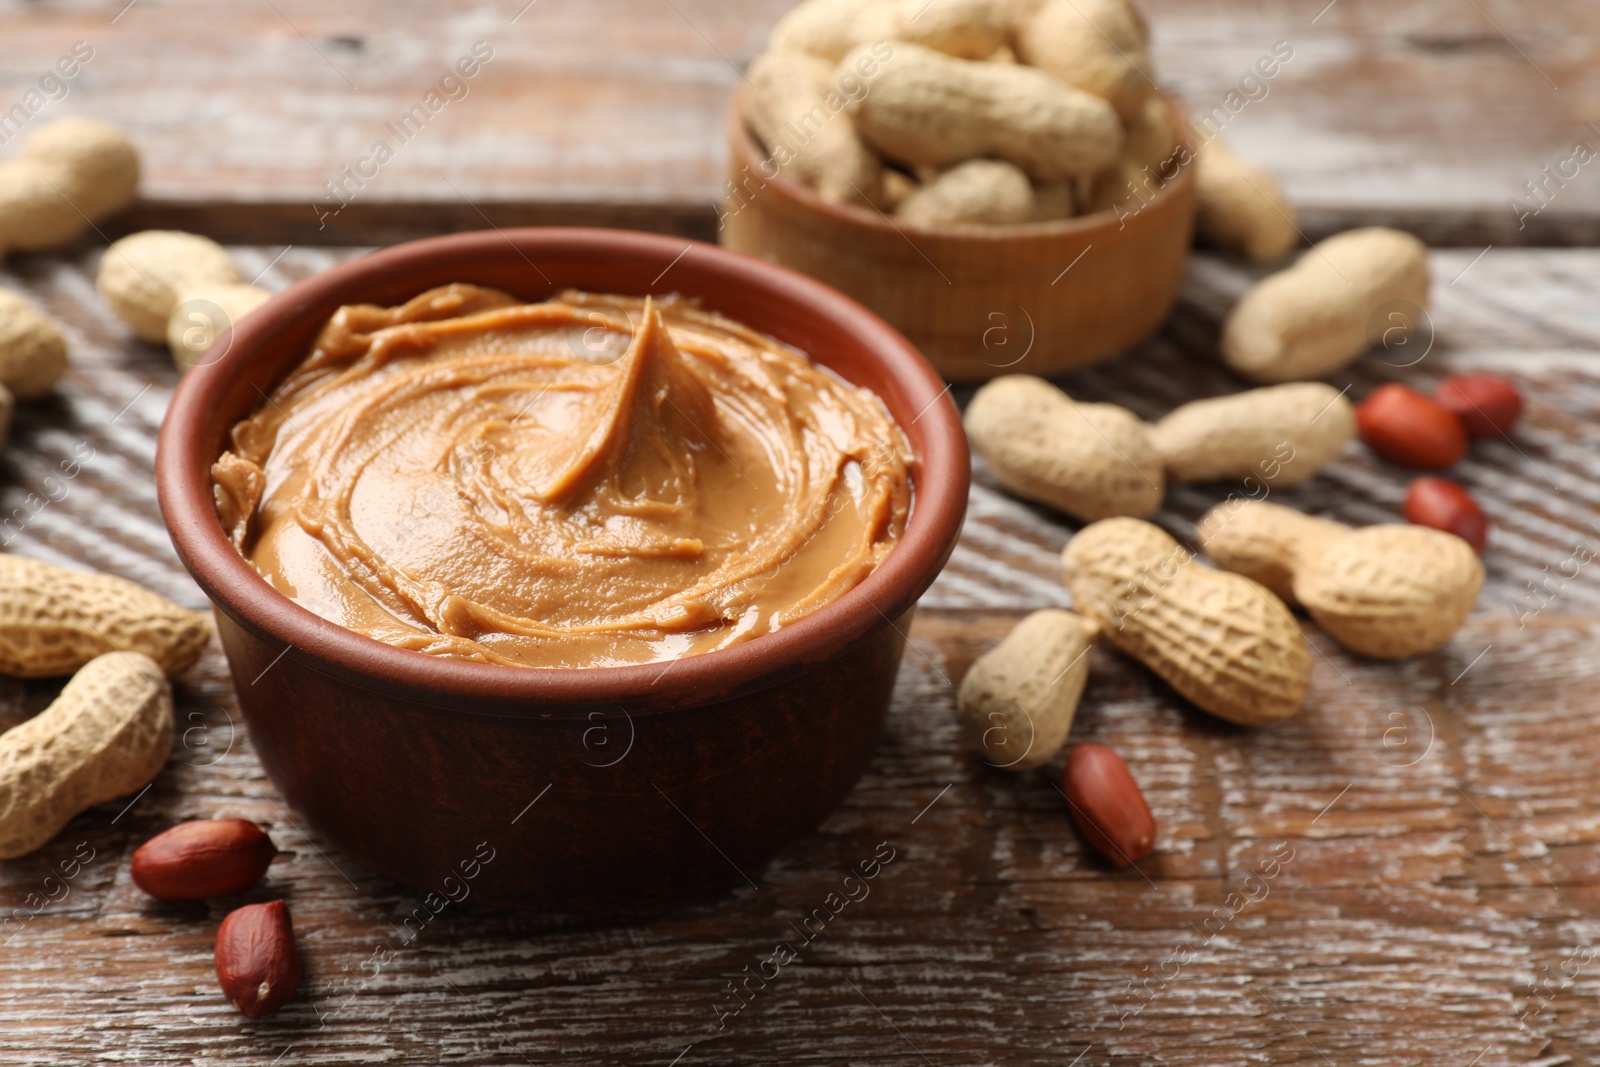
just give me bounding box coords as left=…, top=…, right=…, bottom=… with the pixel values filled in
left=1, top=0, right=1597, bottom=242
left=0, top=243, right=1597, bottom=1064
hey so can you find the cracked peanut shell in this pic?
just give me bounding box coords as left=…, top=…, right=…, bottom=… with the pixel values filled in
left=1293, top=525, right=1484, bottom=660
left=1221, top=227, right=1430, bottom=383
left=1151, top=382, right=1356, bottom=488
left=957, top=609, right=1098, bottom=771
left=0, top=289, right=68, bottom=400
left=771, top=0, right=1007, bottom=62
left=842, top=42, right=1122, bottom=182
left=97, top=230, right=242, bottom=343
left=1062, top=518, right=1310, bottom=726
left=0, top=554, right=210, bottom=678
left=0, top=652, right=173, bottom=859
left=966, top=375, right=1163, bottom=522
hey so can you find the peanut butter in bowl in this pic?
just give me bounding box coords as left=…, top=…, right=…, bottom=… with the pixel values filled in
left=212, top=284, right=912, bottom=670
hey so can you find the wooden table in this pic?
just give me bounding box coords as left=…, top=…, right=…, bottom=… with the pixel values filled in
left=4, top=3, right=1600, bottom=1065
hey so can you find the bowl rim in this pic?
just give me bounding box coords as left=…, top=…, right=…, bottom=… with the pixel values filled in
left=724, top=86, right=1196, bottom=242
left=156, top=227, right=969, bottom=716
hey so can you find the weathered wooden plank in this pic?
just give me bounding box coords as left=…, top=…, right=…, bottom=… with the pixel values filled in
left=1144, top=0, right=1600, bottom=243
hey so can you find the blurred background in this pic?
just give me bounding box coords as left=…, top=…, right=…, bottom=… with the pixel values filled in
left=6, top=0, right=1597, bottom=246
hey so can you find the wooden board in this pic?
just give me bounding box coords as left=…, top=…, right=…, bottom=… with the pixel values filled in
left=3, top=0, right=1599, bottom=244
left=1, top=243, right=1598, bottom=1065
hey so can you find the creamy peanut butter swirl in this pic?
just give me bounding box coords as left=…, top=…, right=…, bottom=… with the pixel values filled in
left=214, top=285, right=911, bottom=669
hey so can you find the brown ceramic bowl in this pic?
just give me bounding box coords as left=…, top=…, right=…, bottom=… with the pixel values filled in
left=721, top=92, right=1198, bottom=383
left=156, top=228, right=967, bottom=911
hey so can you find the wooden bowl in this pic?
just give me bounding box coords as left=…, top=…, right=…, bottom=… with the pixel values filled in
left=156, top=229, right=968, bottom=911
left=720, top=93, right=1198, bottom=383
